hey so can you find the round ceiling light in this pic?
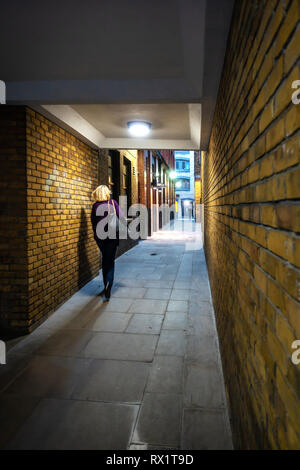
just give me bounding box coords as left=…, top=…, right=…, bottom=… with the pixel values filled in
left=127, top=121, right=152, bottom=137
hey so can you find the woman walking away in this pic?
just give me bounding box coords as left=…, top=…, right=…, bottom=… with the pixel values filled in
left=91, top=185, right=123, bottom=300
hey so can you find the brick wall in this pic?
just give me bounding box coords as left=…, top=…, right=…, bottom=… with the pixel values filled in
left=25, top=107, right=100, bottom=331
left=98, top=148, right=109, bottom=185
left=160, top=150, right=175, bottom=170
left=194, top=151, right=201, bottom=222
left=0, top=106, right=138, bottom=334
left=0, top=107, right=28, bottom=334
left=202, top=0, right=300, bottom=449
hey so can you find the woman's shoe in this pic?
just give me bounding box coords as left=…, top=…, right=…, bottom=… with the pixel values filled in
left=104, top=282, right=112, bottom=300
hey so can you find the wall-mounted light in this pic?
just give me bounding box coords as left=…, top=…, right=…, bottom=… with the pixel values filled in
left=127, top=121, right=152, bottom=137
left=176, top=181, right=182, bottom=188
left=169, top=171, right=177, bottom=179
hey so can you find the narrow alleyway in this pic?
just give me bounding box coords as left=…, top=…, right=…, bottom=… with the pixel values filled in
left=0, top=220, right=232, bottom=450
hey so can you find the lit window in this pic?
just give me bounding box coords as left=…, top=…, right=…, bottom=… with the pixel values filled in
left=176, top=177, right=190, bottom=191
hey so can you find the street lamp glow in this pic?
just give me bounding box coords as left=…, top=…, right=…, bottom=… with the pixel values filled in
left=169, top=171, right=176, bottom=179
left=176, top=181, right=181, bottom=188
left=127, top=121, right=151, bottom=137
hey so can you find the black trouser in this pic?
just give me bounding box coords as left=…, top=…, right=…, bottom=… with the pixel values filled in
left=96, top=239, right=118, bottom=286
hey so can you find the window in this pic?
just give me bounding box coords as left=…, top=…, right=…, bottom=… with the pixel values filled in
left=176, top=177, right=190, bottom=191
left=176, top=159, right=190, bottom=172
left=123, top=161, right=128, bottom=189
left=108, top=155, right=113, bottom=186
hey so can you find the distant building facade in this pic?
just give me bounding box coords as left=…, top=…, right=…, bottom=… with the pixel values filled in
left=194, top=151, right=201, bottom=222
left=174, top=150, right=195, bottom=218
left=137, top=149, right=175, bottom=235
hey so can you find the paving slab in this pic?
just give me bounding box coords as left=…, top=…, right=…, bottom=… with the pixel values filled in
left=145, top=280, right=174, bottom=289
left=83, top=332, right=158, bottom=362
left=4, top=355, right=90, bottom=399
left=146, top=356, right=183, bottom=394
left=112, top=287, right=147, bottom=299
left=138, top=272, right=162, bottom=280
left=156, top=330, right=186, bottom=357
left=129, top=299, right=168, bottom=315
left=144, top=288, right=172, bottom=300
left=126, top=314, right=163, bottom=334
left=173, top=281, right=192, bottom=290
left=132, top=392, right=182, bottom=447
left=189, top=287, right=211, bottom=303
left=0, top=393, right=40, bottom=449
left=183, top=363, right=225, bottom=408
left=163, top=312, right=187, bottom=331
left=167, top=300, right=189, bottom=313
left=0, top=353, right=32, bottom=394
left=187, top=312, right=215, bottom=336
left=114, top=279, right=146, bottom=287
left=182, top=409, right=232, bottom=450
left=86, top=311, right=132, bottom=332
left=36, top=329, right=94, bottom=357
left=189, top=301, right=212, bottom=317
left=71, top=359, right=150, bottom=403
left=101, top=298, right=134, bottom=312
left=160, top=273, right=177, bottom=280
left=6, top=327, right=53, bottom=354
left=186, top=335, right=218, bottom=365
left=170, top=289, right=190, bottom=301
left=6, top=398, right=139, bottom=450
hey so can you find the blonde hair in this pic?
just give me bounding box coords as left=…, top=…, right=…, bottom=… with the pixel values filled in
left=92, top=185, right=111, bottom=202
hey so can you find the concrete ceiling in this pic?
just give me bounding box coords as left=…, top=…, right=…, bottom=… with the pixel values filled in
left=41, top=103, right=201, bottom=150
left=72, top=105, right=191, bottom=139
left=1, top=0, right=234, bottom=150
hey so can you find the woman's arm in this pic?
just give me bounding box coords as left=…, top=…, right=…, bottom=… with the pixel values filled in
left=91, top=203, right=98, bottom=236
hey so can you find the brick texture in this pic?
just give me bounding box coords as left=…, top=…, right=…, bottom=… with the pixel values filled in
left=0, top=107, right=28, bottom=333
left=98, top=148, right=109, bottom=185
left=0, top=106, right=137, bottom=334
left=202, top=0, right=300, bottom=449
left=25, top=107, right=100, bottom=331
left=194, top=151, right=201, bottom=221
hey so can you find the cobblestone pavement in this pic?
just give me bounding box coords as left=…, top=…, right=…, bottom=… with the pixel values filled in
left=0, top=220, right=232, bottom=450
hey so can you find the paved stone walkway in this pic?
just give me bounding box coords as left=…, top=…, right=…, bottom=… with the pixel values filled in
left=0, top=220, right=232, bottom=450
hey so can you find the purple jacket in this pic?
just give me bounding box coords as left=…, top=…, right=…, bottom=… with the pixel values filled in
left=91, top=199, right=123, bottom=240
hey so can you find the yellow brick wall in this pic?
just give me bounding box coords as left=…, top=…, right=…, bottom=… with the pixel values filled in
left=202, top=0, right=300, bottom=449
left=0, top=107, right=139, bottom=333
left=0, top=107, right=28, bottom=333
left=25, top=108, right=100, bottom=330
left=194, top=179, right=201, bottom=221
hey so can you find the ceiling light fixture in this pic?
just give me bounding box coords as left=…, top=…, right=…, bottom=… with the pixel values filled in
left=127, top=121, right=151, bottom=137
